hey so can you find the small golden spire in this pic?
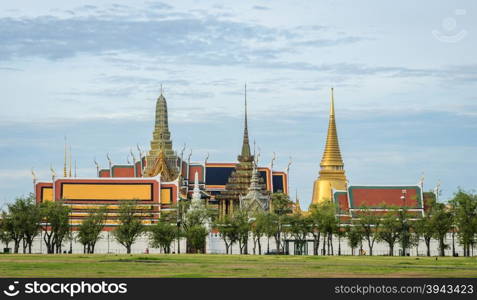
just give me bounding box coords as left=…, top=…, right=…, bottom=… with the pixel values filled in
left=63, top=136, right=67, bottom=177
left=69, top=145, right=72, bottom=178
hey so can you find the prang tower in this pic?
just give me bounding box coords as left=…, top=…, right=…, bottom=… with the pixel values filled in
left=311, top=88, right=347, bottom=204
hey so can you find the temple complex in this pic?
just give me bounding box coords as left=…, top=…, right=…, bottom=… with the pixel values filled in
left=35, top=88, right=288, bottom=229
left=32, top=84, right=435, bottom=232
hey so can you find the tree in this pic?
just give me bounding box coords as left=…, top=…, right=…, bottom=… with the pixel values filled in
left=414, top=213, right=434, bottom=257
left=113, top=200, right=144, bottom=254
left=0, top=213, right=13, bottom=250
left=11, top=194, right=42, bottom=254
left=149, top=220, right=177, bottom=254
left=250, top=212, right=267, bottom=255
left=40, top=201, right=71, bottom=254
left=345, top=225, right=362, bottom=256
left=378, top=211, right=400, bottom=256
left=77, top=207, right=107, bottom=253
left=234, top=209, right=251, bottom=254
left=431, top=203, right=453, bottom=256
left=449, top=189, right=477, bottom=257
left=215, top=216, right=238, bottom=254
left=286, top=213, right=310, bottom=255
left=184, top=225, right=208, bottom=254
left=3, top=195, right=42, bottom=254
left=178, top=199, right=212, bottom=253
left=320, top=202, right=338, bottom=255
left=262, top=213, right=278, bottom=254
left=270, top=193, right=292, bottom=252
left=1, top=211, right=22, bottom=253
left=355, top=207, right=381, bottom=256
left=308, top=204, right=323, bottom=255
left=396, top=207, right=413, bottom=256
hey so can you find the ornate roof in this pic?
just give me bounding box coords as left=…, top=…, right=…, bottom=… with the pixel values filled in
left=240, top=164, right=270, bottom=213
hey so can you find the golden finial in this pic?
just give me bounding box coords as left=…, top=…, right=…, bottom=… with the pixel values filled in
left=286, top=156, right=292, bottom=174
left=50, top=164, right=56, bottom=181
left=330, top=87, right=335, bottom=116
left=94, top=158, right=100, bottom=176
left=31, top=168, right=37, bottom=181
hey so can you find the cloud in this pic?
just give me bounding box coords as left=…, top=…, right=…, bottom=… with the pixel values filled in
left=0, top=4, right=368, bottom=70
left=252, top=5, right=270, bottom=11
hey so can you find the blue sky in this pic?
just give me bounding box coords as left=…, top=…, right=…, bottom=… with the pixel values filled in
left=0, top=0, right=476, bottom=209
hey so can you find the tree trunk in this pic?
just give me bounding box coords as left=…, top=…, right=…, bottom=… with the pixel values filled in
left=313, top=233, right=320, bottom=256
left=126, top=245, right=131, bottom=254
left=367, top=238, right=373, bottom=256
left=14, top=240, right=20, bottom=254
left=425, top=238, right=431, bottom=256
left=321, top=233, right=326, bottom=255
left=258, top=239, right=262, bottom=255
left=439, top=238, right=445, bottom=256
left=451, top=231, right=455, bottom=256
left=389, top=244, right=394, bottom=256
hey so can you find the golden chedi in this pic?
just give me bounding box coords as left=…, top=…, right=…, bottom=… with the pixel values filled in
left=311, top=88, right=347, bottom=204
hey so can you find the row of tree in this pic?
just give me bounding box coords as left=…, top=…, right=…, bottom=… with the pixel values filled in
left=1, top=190, right=476, bottom=256
left=213, top=190, right=477, bottom=257
left=0, top=194, right=212, bottom=254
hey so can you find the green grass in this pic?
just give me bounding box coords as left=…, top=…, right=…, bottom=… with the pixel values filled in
left=0, top=254, right=477, bottom=278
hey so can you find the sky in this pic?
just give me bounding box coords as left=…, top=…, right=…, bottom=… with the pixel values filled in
left=0, top=0, right=476, bottom=209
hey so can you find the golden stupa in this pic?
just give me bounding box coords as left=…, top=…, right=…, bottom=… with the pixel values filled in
left=311, top=88, right=347, bottom=204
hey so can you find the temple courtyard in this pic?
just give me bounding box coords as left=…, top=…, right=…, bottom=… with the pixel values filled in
left=1, top=254, right=477, bottom=278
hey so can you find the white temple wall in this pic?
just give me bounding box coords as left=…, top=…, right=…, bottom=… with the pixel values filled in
left=18, top=233, right=468, bottom=256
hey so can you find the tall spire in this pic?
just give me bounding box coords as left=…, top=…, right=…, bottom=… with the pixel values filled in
left=240, top=84, right=251, bottom=159
left=311, top=87, right=347, bottom=205
left=320, top=87, right=344, bottom=169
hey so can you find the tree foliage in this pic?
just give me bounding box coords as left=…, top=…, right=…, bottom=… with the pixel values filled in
left=77, top=207, right=107, bottom=253
left=112, top=200, right=144, bottom=254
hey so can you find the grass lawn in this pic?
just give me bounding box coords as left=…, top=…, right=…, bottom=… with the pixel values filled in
left=1, top=254, right=477, bottom=278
